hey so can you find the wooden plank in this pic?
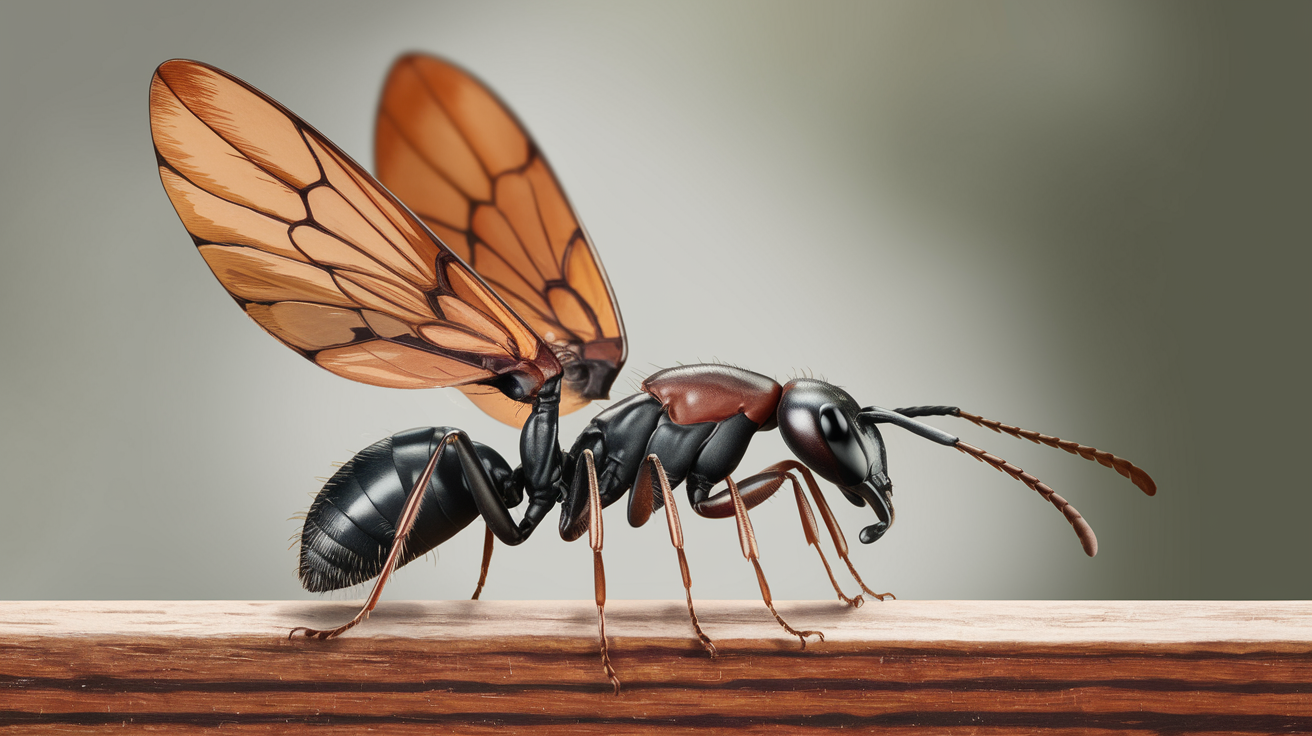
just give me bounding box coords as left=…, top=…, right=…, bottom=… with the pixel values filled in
left=2, top=600, right=1311, bottom=733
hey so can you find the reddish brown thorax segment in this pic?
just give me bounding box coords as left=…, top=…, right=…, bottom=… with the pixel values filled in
left=641, top=365, right=783, bottom=426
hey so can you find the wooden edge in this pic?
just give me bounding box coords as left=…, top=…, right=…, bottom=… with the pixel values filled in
left=4, top=600, right=1312, bottom=733
left=2, top=599, right=1310, bottom=645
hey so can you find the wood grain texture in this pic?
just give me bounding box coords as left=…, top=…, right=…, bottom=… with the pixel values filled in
left=2, top=600, right=1311, bottom=733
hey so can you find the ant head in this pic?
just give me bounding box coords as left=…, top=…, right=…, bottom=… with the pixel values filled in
left=777, top=378, right=894, bottom=543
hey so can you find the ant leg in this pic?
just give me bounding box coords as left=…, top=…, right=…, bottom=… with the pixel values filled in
left=726, top=476, right=824, bottom=649
left=471, top=525, right=494, bottom=600
left=581, top=450, right=621, bottom=695
left=292, top=430, right=456, bottom=640
left=691, top=471, right=863, bottom=607
left=777, top=467, right=865, bottom=607
left=633, top=455, right=717, bottom=657
left=764, top=461, right=895, bottom=601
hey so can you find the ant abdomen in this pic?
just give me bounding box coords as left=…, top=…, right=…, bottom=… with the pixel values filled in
left=297, top=427, right=517, bottom=593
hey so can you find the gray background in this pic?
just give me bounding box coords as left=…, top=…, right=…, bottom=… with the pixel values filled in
left=1, top=1, right=1306, bottom=604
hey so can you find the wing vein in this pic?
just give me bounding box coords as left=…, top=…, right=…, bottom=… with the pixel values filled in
left=562, top=236, right=605, bottom=334
left=378, top=107, right=487, bottom=210
left=484, top=275, right=557, bottom=327
left=476, top=204, right=551, bottom=293
left=523, top=152, right=567, bottom=267
left=294, top=127, right=438, bottom=289
left=156, top=154, right=303, bottom=230
left=156, top=73, right=317, bottom=197
left=326, top=137, right=448, bottom=282
left=403, top=56, right=496, bottom=184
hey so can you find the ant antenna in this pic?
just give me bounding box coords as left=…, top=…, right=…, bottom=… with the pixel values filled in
left=863, top=405, right=1156, bottom=557
left=892, top=406, right=1156, bottom=497
left=953, top=440, right=1099, bottom=557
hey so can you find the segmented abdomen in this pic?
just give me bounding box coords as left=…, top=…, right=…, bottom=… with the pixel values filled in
left=297, top=427, right=514, bottom=592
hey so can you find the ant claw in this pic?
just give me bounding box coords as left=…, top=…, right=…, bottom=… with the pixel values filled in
left=796, top=629, right=825, bottom=649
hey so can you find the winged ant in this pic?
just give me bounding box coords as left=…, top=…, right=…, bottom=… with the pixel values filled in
left=151, top=56, right=1155, bottom=693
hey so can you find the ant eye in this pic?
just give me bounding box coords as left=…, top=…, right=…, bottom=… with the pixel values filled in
left=818, top=403, right=866, bottom=486
left=819, top=404, right=849, bottom=443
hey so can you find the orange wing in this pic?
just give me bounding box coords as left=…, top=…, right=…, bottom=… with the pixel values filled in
left=151, top=59, right=560, bottom=401
left=375, top=54, right=626, bottom=425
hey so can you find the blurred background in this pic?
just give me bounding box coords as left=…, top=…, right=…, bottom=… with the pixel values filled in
left=1, top=1, right=1306, bottom=604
